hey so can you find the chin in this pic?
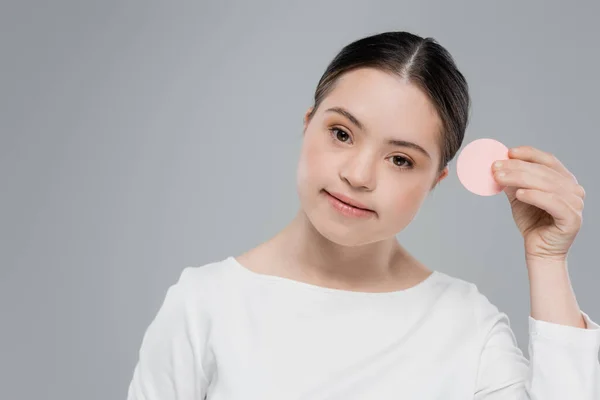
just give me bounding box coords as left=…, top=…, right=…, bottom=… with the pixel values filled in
left=317, top=226, right=373, bottom=247
left=306, top=207, right=384, bottom=248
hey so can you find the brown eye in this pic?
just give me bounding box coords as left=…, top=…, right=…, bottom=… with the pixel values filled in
left=330, top=128, right=352, bottom=143
left=390, top=155, right=414, bottom=169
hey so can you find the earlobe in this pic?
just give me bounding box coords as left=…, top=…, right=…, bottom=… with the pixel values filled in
left=430, top=166, right=450, bottom=190
left=438, top=166, right=449, bottom=182
left=303, top=106, right=314, bottom=133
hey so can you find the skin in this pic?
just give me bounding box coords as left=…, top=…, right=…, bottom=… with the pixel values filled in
left=236, top=67, right=589, bottom=328
left=491, top=147, right=588, bottom=328
left=236, top=67, right=450, bottom=293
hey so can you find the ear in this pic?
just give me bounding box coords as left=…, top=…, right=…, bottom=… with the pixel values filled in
left=303, top=106, right=314, bottom=134
left=430, top=165, right=449, bottom=190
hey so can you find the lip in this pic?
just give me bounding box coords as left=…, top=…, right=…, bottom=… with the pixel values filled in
left=324, top=191, right=375, bottom=218
left=324, top=190, right=374, bottom=212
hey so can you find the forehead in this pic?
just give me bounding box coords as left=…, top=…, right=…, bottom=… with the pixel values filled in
left=320, top=68, right=442, bottom=152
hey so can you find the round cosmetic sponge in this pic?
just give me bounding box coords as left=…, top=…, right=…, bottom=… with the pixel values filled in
left=456, top=138, right=509, bottom=196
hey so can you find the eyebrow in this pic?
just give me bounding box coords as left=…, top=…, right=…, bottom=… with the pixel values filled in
left=324, top=106, right=432, bottom=160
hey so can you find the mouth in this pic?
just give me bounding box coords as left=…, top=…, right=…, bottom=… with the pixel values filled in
left=323, top=190, right=375, bottom=213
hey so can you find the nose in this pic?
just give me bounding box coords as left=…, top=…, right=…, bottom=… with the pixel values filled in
left=340, top=152, right=376, bottom=190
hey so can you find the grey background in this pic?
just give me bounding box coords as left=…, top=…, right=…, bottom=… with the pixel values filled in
left=1, top=1, right=598, bottom=399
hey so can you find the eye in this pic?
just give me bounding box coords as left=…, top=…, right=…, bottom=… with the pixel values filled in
left=389, top=155, right=414, bottom=169
left=329, top=127, right=415, bottom=169
left=329, top=127, right=352, bottom=144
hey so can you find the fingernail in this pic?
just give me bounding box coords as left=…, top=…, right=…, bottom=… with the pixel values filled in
left=493, top=161, right=503, bottom=168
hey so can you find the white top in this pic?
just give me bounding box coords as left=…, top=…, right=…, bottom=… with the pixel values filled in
left=127, top=256, right=600, bottom=399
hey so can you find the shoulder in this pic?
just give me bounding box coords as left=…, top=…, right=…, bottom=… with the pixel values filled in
left=429, top=270, right=481, bottom=302
left=430, top=271, right=507, bottom=329
left=171, top=256, right=233, bottom=300
left=147, top=257, right=235, bottom=336
left=177, top=256, right=231, bottom=284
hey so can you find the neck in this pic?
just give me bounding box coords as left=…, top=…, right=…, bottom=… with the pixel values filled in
left=269, top=208, right=406, bottom=288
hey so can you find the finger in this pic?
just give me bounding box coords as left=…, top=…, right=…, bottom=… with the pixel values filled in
left=508, top=146, right=577, bottom=182
left=515, top=189, right=582, bottom=232
left=493, top=165, right=574, bottom=199
left=493, top=159, right=584, bottom=199
left=542, top=191, right=586, bottom=213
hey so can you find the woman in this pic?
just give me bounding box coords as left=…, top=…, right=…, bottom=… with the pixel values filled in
left=127, top=31, right=600, bottom=399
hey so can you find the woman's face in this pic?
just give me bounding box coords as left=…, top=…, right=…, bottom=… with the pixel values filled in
left=296, top=67, right=449, bottom=247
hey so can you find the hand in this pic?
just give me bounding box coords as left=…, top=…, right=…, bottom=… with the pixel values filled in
left=491, top=146, right=586, bottom=264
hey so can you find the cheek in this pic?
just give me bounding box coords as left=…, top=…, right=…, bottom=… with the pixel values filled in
left=296, top=133, right=328, bottom=187
left=382, top=179, right=430, bottom=216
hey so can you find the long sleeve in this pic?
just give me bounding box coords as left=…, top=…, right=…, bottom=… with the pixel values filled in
left=127, top=268, right=213, bottom=400
left=474, top=300, right=600, bottom=399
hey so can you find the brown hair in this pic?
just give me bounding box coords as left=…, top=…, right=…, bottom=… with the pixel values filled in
left=306, top=31, right=471, bottom=173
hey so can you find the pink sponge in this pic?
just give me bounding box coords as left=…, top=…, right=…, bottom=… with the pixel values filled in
left=457, top=138, right=509, bottom=196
